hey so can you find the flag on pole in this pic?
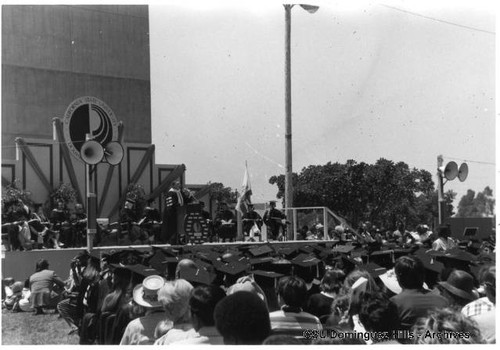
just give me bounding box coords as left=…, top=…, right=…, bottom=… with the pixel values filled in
left=236, top=162, right=252, bottom=215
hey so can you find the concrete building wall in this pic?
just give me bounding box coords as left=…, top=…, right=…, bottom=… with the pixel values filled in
left=2, top=5, right=151, bottom=160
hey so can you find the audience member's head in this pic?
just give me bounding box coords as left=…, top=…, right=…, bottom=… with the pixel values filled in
left=214, top=291, right=271, bottom=345
left=263, top=334, right=304, bottom=345
left=175, top=259, right=198, bottom=279
left=325, top=294, right=351, bottom=328
left=227, top=276, right=267, bottom=306
left=343, top=269, right=380, bottom=316
left=438, top=270, right=477, bottom=308
left=395, top=256, right=424, bottom=290
left=320, top=269, right=346, bottom=295
left=112, top=267, right=132, bottom=291
left=437, top=225, right=451, bottom=238
left=158, top=278, right=194, bottom=324
left=35, top=259, right=49, bottom=272
left=412, top=308, right=484, bottom=344
left=189, top=285, right=226, bottom=330
left=277, top=275, right=307, bottom=308
left=358, top=292, right=400, bottom=335
left=311, top=326, right=366, bottom=345
left=480, top=265, right=496, bottom=304
left=343, top=269, right=378, bottom=293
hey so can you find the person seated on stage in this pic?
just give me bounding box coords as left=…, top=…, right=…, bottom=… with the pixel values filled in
left=69, top=203, right=87, bottom=247
left=50, top=200, right=70, bottom=248
left=296, top=225, right=308, bottom=240
left=263, top=201, right=286, bottom=241
left=28, top=204, right=59, bottom=249
left=242, top=204, right=262, bottom=239
left=331, top=225, right=346, bottom=241
left=269, top=276, right=322, bottom=339
left=353, top=221, right=376, bottom=244
left=2, top=199, right=32, bottom=251
left=119, top=198, right=144, bottom=245
left=413, top=224, right=434, bottom=247
left=199, top=201, right=214, bottom=242
left=214, top=202, right=236, bottom=242
left=432, top=225, right=457, bottom=251
left=139, top=200, right=162, bottom=244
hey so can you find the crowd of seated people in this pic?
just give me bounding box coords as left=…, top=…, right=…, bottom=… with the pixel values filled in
left=1, top=240, right=495, bottom=345
left=1, top=199, right=90, bottom=250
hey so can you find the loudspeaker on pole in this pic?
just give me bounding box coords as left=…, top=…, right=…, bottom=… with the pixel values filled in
left=458, top=163, right=468, bottom=182
left=80, top=140, right=104, bottom=165
left=103, top=141, right=124, bottom=166
left=443, top=161, right=458, bottom=181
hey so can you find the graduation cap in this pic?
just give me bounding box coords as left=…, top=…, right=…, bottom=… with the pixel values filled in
left=275, top=246, right=298, bottom=258
left=249, top=245, right=274, bottom=257
left=221, top=252, right=244, bottom=263
left=360, top=262, right=387, bottom=278
left=147, top=250, right=169, bottom=274
left=368, top=249, right=395, bottom=268
left=393, top=247, right=417, bottom=257
left=249, top=256, right=275, bottom=266
left=252, top=270, right=284, bottom=288
left=299, top=245, right=316, bottom=254
left=269, top=257, right=293, bottom=275
left=195, top=250, right=220, bottom=264
left=333, top=254, right=359, bottom=274
left=179, top=267, right=215, bottom=286
left=125, top=264, right=160, bottom=278
left=160, top=247, right=182, bottom=257
left=332, top=244, right=355, bottom=254
left=319, top=248, right=336, bottom=260
left=414, top=249, right=445, bottom=275
left=291, top=253, right=321, bottom=268
left=351, top=249, right=368, bottom=259
left=436, top=249, right=477, bottom=270
left=214, top=261, right=249, bottom=276
left=106, top=249, right=148, bottom=265
left=192, top=258, right=213, bottom=269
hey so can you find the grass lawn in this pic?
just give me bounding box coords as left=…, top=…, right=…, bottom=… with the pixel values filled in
left=1, top=308, right=79, bottom=345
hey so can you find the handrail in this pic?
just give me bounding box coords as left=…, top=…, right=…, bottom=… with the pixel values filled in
left=282, top=206, right=357, bottom=240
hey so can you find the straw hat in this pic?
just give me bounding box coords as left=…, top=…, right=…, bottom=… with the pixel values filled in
left=132, top=275, right=165, bottom=308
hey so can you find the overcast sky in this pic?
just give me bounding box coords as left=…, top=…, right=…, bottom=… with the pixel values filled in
left=149, top=0, right=496, bottom=208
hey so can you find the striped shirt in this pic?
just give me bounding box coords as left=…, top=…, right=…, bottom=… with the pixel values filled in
left=269, top=306, right=322, bottom=338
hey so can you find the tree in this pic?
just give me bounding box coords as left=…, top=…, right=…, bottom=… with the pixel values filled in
left=269, top=158, right=446, bottom=229
left=207, top=182, right=238, bottom=206
left=456, top=186, right=495, bottom=217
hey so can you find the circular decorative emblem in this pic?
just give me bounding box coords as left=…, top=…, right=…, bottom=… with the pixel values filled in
left=63, top=96, right=119, bottom=160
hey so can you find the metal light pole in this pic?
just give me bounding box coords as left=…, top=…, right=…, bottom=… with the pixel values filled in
left=284, top=4, right=318, bottom=240
left=437, top=154, right=444, bottom=225
left=284, top=4, right=293, bottom=225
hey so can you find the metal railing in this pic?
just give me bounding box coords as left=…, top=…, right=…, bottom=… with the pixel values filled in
left=282, top=206, right=355, bottom=241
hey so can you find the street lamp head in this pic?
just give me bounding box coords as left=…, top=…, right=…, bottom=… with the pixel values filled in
left=299, top=4, right=319, bottom=13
